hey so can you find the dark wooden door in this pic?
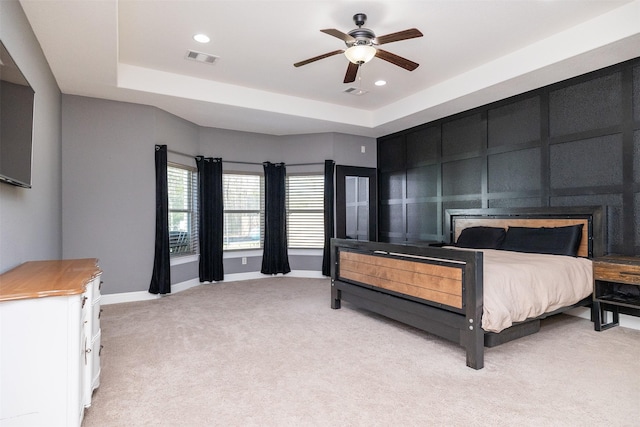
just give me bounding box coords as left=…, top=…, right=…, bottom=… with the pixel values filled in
left=336, top=165, right=377, bottom=241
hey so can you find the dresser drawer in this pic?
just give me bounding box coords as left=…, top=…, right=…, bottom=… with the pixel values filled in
left=594, top=261, right=640, bottom=285
left=92, top=302, right=102, bottom=337
left=90, top=277, right=102, bottom=303
left=92, top=329, right=101, bottom=391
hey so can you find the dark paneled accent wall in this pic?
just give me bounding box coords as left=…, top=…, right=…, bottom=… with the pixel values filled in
left=377, top=57, right=640, bottom=255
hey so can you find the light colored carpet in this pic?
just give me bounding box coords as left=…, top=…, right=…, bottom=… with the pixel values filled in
left=83, top=277, right=640, bottom=426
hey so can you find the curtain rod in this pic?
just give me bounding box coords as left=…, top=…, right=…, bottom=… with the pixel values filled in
left=167, top=149, right=196, bottom=158
left=166, top=149, right=324, bottom=167
left=222, top=160, right=325, bottom=167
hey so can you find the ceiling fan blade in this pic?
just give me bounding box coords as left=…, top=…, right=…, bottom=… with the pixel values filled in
left=321, top=28, right=356, bottom=43
left=294, top=50, right=344, bottom=67
left=375, top=49, right=419, bottom=71
left=343, top=62, right=359, bottom=83
left=375, top=28, right=423, bottom=45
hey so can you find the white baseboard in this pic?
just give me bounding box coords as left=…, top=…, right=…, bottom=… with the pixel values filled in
left=101, top=270, right=328, bottom=305
left=566, top=307, right=640, bottom=331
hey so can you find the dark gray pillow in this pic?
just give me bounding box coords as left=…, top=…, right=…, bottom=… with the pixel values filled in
left=500, top=224, right=583, bottom=256
left=455, top=226, right=506, bottom=249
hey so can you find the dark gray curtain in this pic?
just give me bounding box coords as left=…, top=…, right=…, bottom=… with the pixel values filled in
left=196, top=156, right=224, bottom=282
left=149, top=145, right=171, bottom=294
left=322, top=160, right=335, bottom=276
left=261, top=162, right=291, bottom=275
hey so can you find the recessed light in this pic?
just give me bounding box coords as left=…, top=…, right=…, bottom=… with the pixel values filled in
left=375, top=80, right=387, bottom=86
left=193, top=34, right=210, bottom=43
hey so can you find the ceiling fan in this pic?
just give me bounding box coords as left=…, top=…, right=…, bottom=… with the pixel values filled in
left=294, top=13, right=423, bottom=84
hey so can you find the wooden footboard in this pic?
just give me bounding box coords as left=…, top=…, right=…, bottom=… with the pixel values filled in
left=331, top=206, right=603, bottom=369
left=331, top=239, right=485, bottom=369
left=339, top=251, right=464, bottom=309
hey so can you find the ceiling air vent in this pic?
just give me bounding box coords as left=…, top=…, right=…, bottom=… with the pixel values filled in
left=185, top=50, right=219, bottom=64
left=344, top=87, right=368, bottom=96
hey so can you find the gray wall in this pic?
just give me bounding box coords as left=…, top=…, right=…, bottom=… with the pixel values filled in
left=62, top=96, right=200, bottom=295
left=0, top=0, right=62, bottom=273
left=193, top=128, right=377, bottom=280
left=62, top=95, right=376, bottom=295
left=198, top=130, right=377, bottom=274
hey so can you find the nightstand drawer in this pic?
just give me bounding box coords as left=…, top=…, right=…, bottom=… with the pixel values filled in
left=594, top=261, right=640, bottom=285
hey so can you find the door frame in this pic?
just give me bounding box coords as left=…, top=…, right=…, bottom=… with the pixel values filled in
left=335, top=165, right=377, bottom=241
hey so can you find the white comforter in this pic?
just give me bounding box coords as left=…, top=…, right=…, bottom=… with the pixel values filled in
left=472, top=249, right=593, bottom=333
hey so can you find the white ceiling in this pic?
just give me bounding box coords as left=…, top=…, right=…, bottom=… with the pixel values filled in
left=19, top=0, right=640, bottom=138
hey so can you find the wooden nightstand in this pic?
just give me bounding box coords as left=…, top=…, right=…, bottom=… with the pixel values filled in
left=593, top=255, right=640, bottom=331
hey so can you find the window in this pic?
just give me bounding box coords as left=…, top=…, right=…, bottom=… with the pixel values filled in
left=223, top=173, right=264, bottom=250
left=287, top=174, right=324, bottom=248
left=219, top=172, right=323, bottom=251
left=167, top=163, right=198, bottom=256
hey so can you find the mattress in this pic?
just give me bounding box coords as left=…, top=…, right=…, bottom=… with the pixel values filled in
left=474, top=249, right=593, bottom=333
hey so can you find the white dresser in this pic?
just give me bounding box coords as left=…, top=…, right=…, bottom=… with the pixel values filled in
left=0, top=259, right=102, bottom=427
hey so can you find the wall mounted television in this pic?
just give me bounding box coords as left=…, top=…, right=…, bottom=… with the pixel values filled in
left=0, top=39, right=35, bottom=188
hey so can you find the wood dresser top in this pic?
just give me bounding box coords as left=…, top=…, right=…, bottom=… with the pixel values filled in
left=0, top=259, right=101, bottom=302
left=593, top=255, right=640, bottom=266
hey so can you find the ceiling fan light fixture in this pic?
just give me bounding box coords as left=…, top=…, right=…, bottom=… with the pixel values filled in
left=344, top=45, right=376, bottom=64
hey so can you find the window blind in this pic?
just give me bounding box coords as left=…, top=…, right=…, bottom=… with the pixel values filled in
left=223, top=173, right=264, bottom=250
left=287, top=175, right=324, bottom=248
left=168, top=163, right=198, bottom=255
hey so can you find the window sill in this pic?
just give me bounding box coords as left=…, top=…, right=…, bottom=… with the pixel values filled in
left=170, top=254, right=199, bottom=266
left=169, top=249, right=322, bottom=265
left=289, top=248, right=323, bottom=256
left=221, top=248, right=323, bottom=258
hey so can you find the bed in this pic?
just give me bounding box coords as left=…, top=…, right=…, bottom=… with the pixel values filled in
left=330, top=206, right=605, bottom=369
